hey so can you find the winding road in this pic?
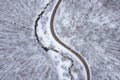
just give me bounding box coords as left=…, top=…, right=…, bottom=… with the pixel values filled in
left=50, top=0, right=90, bottom=80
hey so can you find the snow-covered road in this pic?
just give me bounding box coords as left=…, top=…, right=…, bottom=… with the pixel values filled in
left=50, top=0, right=90, bottom=80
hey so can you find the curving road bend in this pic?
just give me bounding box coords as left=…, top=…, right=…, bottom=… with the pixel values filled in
left=50, top=0, right=90, bottom=80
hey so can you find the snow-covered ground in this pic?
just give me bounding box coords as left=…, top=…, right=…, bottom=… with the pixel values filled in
left=54, top=0, right=120, bottom=80
left=37, top=0, right=87, bottom=80
left=1, top=0, right=120, bottom=80
left=0, top=0, right=59, bottom=80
